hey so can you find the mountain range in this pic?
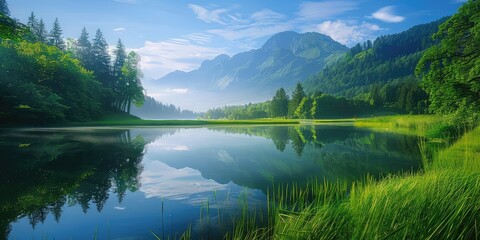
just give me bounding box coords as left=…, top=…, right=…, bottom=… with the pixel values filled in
left=148, top=31, right=348, bottom=110
left=147, top=17, right=447, bottom=111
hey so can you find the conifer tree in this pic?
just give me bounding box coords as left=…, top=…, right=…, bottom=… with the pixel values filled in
left=91, top=29, right=111, bottom=83
left=113, top=39, right=127, bottom=78
left=76, top=27, right=92, bottom=69
left=36, top=19, right=47, bottom=43
left=27, top=12, right=38, bottom=34
left=288, top=83, right=306, bottom=118
left=0, top=0, right=9, bottom=16
left=49, top=18, right=65, bottom=50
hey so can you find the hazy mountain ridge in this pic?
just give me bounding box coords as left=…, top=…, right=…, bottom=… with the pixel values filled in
left=154, top=31, right=348, bottom=94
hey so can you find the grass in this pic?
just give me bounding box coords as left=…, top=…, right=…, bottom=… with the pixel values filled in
left=353, top=115, right=446, bottom=136
left=218, top=114, right=480, bottom=239
left=64, top=112, right=300, bottom=127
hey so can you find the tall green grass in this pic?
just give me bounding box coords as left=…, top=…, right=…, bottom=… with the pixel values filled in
left=223, top=115, right=480, bottom=240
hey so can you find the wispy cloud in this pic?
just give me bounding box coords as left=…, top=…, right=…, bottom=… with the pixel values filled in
left=188, top=4, right=229, bottom=25
left=207, top=9, right=292, bottom=42
left=452, top=0, right=467, bottom=3
left=370, top=6, right=405, bottom=23
left=306, top=20, right=381, bottom=46
left=297, top=1, right=359, bottom=20
left=134, top=39, right=226, bottom=79
left=113, top=27, right=126, bottom=32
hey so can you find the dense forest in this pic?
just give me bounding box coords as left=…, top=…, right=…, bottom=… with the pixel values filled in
left=130, top=96, right=198, bottom=119
left=302, top=18, right=449, bottom=114
left=0, top=2, right=144, bottom=124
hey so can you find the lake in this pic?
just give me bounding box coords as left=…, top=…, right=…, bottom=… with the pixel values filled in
left=0, top=124, right=422, bottom=239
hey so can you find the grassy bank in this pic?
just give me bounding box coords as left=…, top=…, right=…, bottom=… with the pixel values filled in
left=226, top=115, right=480, bottom=239
left=60, top=113, right=299, bottom=127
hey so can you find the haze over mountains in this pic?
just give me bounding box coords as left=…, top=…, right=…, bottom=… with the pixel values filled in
left=144, top=17, right=448, bottom=113
left=147, top=31, right=348, bottom=111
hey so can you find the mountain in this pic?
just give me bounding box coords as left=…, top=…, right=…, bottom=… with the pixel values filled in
left=304, top=17, right=448, bottom=103
left=148, top=31, right=348, bottom=110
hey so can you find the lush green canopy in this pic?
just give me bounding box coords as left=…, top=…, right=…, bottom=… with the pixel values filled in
left=417, top=0, right=480, bottom=115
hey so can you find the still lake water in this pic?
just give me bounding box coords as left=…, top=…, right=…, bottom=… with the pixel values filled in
left=0, top=125, right=422, bottom=239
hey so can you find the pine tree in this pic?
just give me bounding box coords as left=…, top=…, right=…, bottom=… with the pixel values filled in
left=270, top=88, right=289, bottom=118
left=91, top=29, right=111, bottom=88
left=76, top=27, right=92, bottom=69
left=27, top=12, right=38, bottom=34
left=113, top=39, right=127, bottom=110
left=113, top=39, right=127, bottom=78
left=0, top=0, right=9, bottom=16
left=49, top=18, right=65, bottom=50
left=91, top=29, right=115, bottom=108
left=288, top=83, right=306, bottom=118
left=37, top=19, right=47, bottom=43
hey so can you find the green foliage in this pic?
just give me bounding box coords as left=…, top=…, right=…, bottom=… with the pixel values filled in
left=49, top=18, right=65, bottom=50
left=0, top=0, right=9, bottom=16
left=206, top=84, right=372, bottom=120
left=0, top=39, right=102, bottom=123
left=304, top=18, right=446, bottom=113
left=0, top=14, right=31, bottom=41
left=294, top=97, right=312, bottom=119
left=288, top=83, right=306, bottom=118
left=75, top=27, right=92, bottom=69
left=120, top=52, right=145, bottom=113
left=270, top=88, right=289, bottom=118
left=130, top=96, right=197, bottom=119
left=416, top=0, right=480, bottom=115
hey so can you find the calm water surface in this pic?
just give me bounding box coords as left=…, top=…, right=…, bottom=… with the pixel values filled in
left=0, top=125, right=422, bottom=239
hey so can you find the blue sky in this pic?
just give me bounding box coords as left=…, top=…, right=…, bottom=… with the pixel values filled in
left=10, top=0, right=466, bottom=81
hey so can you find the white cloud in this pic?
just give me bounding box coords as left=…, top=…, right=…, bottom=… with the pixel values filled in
left=308, top=20, right=381, bottom=46
left=114, top=206, right=126, bottom=210
left=133, top=39, right=226, bottom=79
left=452, top=0, right=467, bottom=2
left=113, top=27, right=126, bottom=32
left=371, top=6, right=405, bottom=23
left=297, top=1, right=359, bottom=20
left=207, top=9, right=292, bottom=42
left=188, top=4, right=229, bottom=25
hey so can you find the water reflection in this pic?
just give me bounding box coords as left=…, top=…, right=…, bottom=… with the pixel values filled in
left=0, top=128, right=146, bottom=238
left=0, top=125, right=422, bottom=239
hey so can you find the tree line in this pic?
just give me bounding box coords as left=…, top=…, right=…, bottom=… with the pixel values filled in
left=204, top=83, right=372, bottom=120
left=130, top=96, right=198, bottom=119
left=0, top=0, right=144, bottom=124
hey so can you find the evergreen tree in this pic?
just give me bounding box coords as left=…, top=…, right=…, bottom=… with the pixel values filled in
left=288, top=83, right=306, bottom=118
left=270, top=88, right=289, bottom=117
left=49, top=18, right=65, bottom=50
left=36, top=19, right=47, bottom=43
left=112, top=39, right=127, bottom=110
left=91, top=29, right=111, bottom=87
left=113, top=39, right=127, bottom=78
left=0, top=0, right=9, bottom=16
left=27, top=12, right=38, bottom=35
left=76, top=27, right=92, bottom=69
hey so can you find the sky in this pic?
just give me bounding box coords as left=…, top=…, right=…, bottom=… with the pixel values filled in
left=9, top=0, right=467, bottom=110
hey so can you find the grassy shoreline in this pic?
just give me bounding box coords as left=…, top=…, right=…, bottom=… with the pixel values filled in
left=227, top=114, right=480, bottom=239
